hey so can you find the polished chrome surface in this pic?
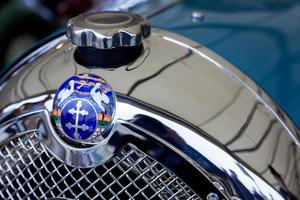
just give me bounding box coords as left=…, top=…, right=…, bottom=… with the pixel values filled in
left=66, top=11, right=150, bottom=49
left=0, top=93, right=227, bottom=199
left=0, top=131, right=200, bottom=199
left=0, top=27, right=299, bottom=199
left=0, top=91, right=289, bottom=199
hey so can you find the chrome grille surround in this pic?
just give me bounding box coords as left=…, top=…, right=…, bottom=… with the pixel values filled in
left=0, top=131, right=200, bottom=200
left=0, top=27, right=298, bottom=199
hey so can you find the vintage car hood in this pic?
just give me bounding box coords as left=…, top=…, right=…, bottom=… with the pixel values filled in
left=150, top=0, right=300, bottom=128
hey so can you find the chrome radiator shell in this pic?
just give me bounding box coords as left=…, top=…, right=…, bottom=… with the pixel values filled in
left=0, top=28, right=299, bottom=199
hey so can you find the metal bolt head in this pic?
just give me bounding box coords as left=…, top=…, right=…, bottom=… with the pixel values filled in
left=191, top=11, right=205, bottom=22
left=207, top=192, right=219, bottom=200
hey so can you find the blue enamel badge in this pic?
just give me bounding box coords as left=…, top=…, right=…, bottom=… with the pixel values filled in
left=52, top=73, right=116, bottom=142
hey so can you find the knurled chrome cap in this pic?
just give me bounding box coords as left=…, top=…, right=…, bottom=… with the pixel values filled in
left=66, top=11, right=151, bottom=49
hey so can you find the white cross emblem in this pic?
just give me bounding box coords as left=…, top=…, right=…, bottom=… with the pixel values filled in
left=66, top=100, right=89, bottom=139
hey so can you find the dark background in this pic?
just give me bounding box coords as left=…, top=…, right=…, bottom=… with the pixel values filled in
left=0, top=0, right=99, bottom=69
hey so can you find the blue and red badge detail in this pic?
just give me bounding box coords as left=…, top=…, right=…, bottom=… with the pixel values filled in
left=52, top=73, right=115, bottom=141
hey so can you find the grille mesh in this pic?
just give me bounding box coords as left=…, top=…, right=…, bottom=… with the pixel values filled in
left=0, top=132, right=200, bottom=200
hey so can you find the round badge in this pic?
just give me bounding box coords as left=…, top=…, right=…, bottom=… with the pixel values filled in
left=52, top=73, right=116, bottom=143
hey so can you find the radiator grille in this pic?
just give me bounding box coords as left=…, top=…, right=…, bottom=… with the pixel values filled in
left=0, top=132, right=200, bottom=200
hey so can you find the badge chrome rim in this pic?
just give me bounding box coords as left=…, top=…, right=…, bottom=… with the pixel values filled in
left=52, top=73, right=117, bottom=145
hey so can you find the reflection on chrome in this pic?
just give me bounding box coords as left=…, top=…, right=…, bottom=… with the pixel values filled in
left=0, top=92, right=291, bottom=199
left=0, top=27, right=299, bottom=199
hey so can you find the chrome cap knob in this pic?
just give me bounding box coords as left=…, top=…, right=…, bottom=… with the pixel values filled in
left=66, top=11, right=150, bottom=49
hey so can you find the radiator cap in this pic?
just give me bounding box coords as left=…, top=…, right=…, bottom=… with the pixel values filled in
left=66, top=11, right=150, bottom=49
